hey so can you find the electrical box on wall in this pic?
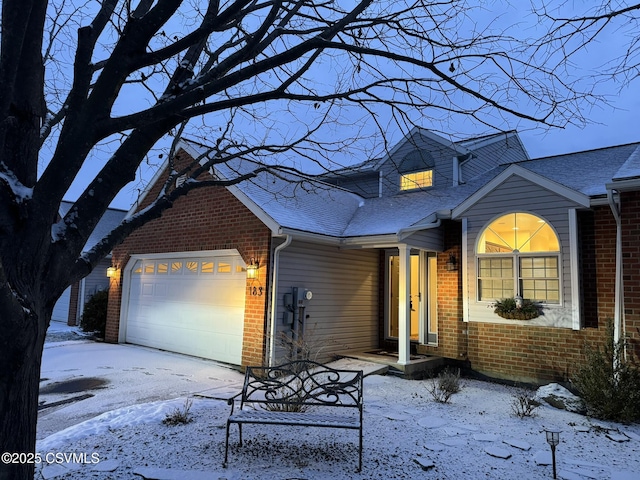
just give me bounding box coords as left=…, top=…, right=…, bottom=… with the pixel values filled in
left=282, top=287, right=312, bottom=325
left=283, top=293, right=294, bottom=311
left=293, top=287, right=313, bottom=307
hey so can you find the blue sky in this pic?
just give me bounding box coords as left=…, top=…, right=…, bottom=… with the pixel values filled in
left=55, top=1, right=640, bottom=211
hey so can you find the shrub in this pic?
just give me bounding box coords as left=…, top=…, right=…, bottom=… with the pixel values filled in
left=79, top=289, right=109, bottom=338
left=572, top=323, right=640, bottom=423
left=426, top=367, right=462, bottom=403
left=163, top=398, right=194, bottom=426
left=510, top=388, right=541, bottom=418
left=492, top=297, right=541, bottom=320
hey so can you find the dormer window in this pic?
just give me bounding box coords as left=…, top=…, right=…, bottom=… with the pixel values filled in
left=398, top=150, right=434, bottom=191
left=400, top=170, right=433, bottom=190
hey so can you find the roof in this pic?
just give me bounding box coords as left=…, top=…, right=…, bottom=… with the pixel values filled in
left=181, top=142, right=364, bottom=238
left=178, top=138, right=640, bottom=242
left=59, top=201, right=127, bottom=252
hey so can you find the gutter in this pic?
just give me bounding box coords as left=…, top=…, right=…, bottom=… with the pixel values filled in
left=397, top=210, right=449, bottom=241
left=266, top=234, right=292, bottom=366
left=606, top=188, right=625, bottom=359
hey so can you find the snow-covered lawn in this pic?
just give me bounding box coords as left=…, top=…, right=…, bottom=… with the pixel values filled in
left=36, top=324, right=640, bottom=479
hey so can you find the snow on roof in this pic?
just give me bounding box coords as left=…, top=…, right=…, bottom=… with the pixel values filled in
left=613, top=144, right=640, bottom=181
left=181, top=139, right=640, bottom=240
left=181, top=141, right=364, bottom=237
left=59, top=201, right=127, bottom=252
left=515, top=142, right=640, bottom=197
left=230, top=169, right=364, bottom=237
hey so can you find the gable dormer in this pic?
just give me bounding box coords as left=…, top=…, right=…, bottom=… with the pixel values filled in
left=319, top=128, right=529, bottom=198
left=378, top=128, right=467, bottom=196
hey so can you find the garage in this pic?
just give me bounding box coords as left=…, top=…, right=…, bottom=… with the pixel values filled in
left=52, top=287, right=71, bottom=323
left=123, top=252, right=247, bottom=365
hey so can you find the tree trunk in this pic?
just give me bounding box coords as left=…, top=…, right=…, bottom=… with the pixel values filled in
left=0, top=307, right=46, bottom=480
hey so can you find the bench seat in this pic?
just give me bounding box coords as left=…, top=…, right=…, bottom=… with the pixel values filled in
left=228, top=409, right=361, bottom=428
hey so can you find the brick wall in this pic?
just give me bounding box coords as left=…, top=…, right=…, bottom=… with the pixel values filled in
left=413, top=208, right=633, bottom=384
left=622, top=191, right=640, bottom=358
left=105, top=150, right=272, bottom=366
left=461, top=205, right=621, bottom=384
left=418, top=221, right=465, bottom=360
left=67, top=281, right=80, bottom=326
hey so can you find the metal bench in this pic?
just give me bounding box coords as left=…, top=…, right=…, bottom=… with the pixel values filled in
left=223, top=360, right=364, bottom=472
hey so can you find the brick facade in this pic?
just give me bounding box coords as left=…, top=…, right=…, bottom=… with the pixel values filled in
left=417, top=202, right=639, bottom=384
left=418, top=221, right=465, bottom=360
left=105, top=148, right=640, bottom=383
left=105, top=151, right=272, bottom=366
left=622, top=191, right=640, bottom=358
left=67, top=282, right=80, bottom=326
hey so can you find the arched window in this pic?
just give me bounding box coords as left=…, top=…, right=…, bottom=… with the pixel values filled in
left=477, top=213, right=560, bottom=304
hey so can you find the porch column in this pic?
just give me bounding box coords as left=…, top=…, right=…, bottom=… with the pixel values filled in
left=397, top=244, right=411, bottom=365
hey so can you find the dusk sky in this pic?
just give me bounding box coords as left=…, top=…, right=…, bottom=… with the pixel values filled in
left=55, top=1, right=639, bottom=211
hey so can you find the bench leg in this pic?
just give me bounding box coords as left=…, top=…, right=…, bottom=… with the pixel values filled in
left=223, top=421, right=231, bottom=468
left=357, top=427, right=363, bottom=473
left=224, top=422, right=244, bottom=468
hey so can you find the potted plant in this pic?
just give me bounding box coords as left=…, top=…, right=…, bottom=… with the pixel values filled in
left=492, top=296, right=541, bottom=320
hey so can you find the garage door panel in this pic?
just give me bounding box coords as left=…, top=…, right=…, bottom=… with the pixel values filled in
left=124, top=254, right=246, bottom=365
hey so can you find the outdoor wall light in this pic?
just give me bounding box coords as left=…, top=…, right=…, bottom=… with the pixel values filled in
left=446, top=253, right=458, bottom=271
left=246, top=258, right=259, bottom=280
left=544, top=427, right=561, bottom=479
left=106, top=266, right=118, bottom=278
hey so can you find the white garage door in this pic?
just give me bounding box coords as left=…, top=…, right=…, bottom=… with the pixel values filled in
left=124, top=254, right=246, bottom=365
left=52, top=287, right=71, bottom=323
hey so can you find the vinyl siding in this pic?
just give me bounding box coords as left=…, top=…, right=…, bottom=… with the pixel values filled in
left=461, top=175, right=583, bottom=328
left=403, top=228, right=444, bottom=251
left=379, top=134, right=458, bottom=196
left=76, top=258, right=112, bottom=323
left=274, top=240, right=379, bottom=362
left=461, top=137, right=528, bottom=181
left=324, top=172, right=379, bottom=198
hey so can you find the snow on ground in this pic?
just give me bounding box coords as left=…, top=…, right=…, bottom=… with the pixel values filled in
left=36, top=323, right=640, bottom=479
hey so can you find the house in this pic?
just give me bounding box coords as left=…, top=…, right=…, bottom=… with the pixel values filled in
left=52, top=201, right=127, bottom=326
left=104, top=128, right=640, bottom=384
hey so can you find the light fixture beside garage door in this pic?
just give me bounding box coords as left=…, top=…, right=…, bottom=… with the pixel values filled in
left=246, top=257, right=259, bottom=280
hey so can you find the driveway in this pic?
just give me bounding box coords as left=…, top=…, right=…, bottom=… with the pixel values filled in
left=38, top=323, right=244, bottom=441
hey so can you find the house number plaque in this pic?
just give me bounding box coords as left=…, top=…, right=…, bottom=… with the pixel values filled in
left=249, top=286, right=263, bottom=296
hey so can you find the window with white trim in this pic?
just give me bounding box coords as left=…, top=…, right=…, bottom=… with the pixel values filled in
left=400, top=170, right=433, bottom=190
left=477, top=212, right=561, bottom=304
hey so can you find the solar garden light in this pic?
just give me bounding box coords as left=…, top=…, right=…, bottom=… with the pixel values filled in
left=544, top=427, right=561, bottom=479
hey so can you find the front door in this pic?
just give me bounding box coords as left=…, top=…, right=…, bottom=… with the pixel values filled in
left=387, top=250, right=437, bottom=345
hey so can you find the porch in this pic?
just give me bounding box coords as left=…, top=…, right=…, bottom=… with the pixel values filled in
left=337, top=349, right=445, bottom=380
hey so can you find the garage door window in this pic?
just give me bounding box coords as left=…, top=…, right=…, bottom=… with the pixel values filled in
left=185, top=261, right=198, bottom=273
left=201, top=261, right=214, bottom=273
left=217, top=261, right=232, bottom=273
left=132, top=258, right=245, bottom=276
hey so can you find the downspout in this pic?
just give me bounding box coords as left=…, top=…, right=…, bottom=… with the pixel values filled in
left=607, top=188, right=625, bottom=360
left=267, top=234, right=292, bottom=366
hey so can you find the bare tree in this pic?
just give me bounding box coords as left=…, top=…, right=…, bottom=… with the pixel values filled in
left=531, top=1, right=640, bottom=89
left=0, top=1, right=601, bottom=477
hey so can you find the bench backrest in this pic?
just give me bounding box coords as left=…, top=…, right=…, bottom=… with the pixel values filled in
left=240, top=360, right=363, bottom=410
